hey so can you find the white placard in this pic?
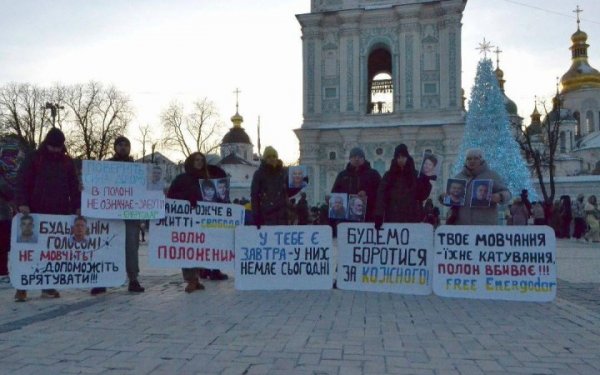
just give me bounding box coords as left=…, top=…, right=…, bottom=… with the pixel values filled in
left=148, top=199, right=245, bottom=270
left=234, top=225, right=333, bottom=290
left=433, top=225, right=556, bottom=302
left=10, top=214, right=126, bottom=289
left=336, top=223, right=434, bottom=295
left=81, top=160, right=166, bottom=220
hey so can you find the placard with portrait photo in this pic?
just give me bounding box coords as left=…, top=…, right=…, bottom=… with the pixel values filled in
left=328, top=193, right=348, bottom=220
left=470, top=179, right=493, bottom=207
left=347, top=194, right=367, bottom=222
left=418, top=151, right=442, bottom=179
left=288, top=165, right=308, bottom=189
left=443, top=178, right=466, bottom=207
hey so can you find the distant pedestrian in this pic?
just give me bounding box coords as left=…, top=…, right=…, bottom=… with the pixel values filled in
left=510, top=197, right=529, bottom=225
left=559, top=195, right=572, bottom=238
left=532, top=202, right=546, bottom=225
left=584, top=195, right=599, bottom=243
left=572, top=194, right=586, bottom=240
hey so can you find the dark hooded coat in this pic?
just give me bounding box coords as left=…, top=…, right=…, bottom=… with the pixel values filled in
left=167, top=152, right=227, bottom=205
left=251, top=159, right=301, bottom=225
left=15, top=143, right=80, bottom=215
left=331, top=160, right=381, bottom=221
left=375, top=156, right=431, bottom=223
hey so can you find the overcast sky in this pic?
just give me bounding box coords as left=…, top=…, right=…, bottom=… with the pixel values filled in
left=1, top=0, right=598, bottom=163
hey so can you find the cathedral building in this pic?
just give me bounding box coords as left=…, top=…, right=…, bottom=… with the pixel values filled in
left=295, top=0, right=467, bottom=204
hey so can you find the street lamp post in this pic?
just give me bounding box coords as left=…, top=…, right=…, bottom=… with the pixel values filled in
left=45, top=102, right=64, bottom=128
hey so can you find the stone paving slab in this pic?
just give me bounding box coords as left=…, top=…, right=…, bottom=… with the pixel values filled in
left=0, top=239, right=599, bottom=374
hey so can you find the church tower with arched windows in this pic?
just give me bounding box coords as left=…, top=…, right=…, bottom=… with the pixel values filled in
left=295, top=0, right=467, bottom=203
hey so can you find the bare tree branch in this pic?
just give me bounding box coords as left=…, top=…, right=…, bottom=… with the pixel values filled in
left=160, top=98, right=224, bottom=158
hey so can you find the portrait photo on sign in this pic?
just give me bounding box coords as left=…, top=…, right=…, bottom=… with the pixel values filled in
left=200, top=179, right=217, bottom=202
left=470, top=179, right=493, bottom=207
left=347, top=194, right=367, bottom=222
left=443, top=178, right=467, bottom=207
left=418, top=151, right=442, bottom=178
left=146, top=164, right=164, bottom=191
left=214, top=177, right=230, bottom=202
left=16, top=214, right=38, bottom=244
left=328, top=193, right=348, bottom=220
left=288, top=165, right=308, bottom=189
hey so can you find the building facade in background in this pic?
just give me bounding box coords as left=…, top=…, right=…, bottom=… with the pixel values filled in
left=295, top=0, right=467, bottom=204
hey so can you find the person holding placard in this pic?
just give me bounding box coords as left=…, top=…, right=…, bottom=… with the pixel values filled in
left=168, top=152, right=230, bottom=292
left=90, top=136, right=146, bottom=295
left=444, top=148, right=511, bottom=225
left=14, top=128, right=80, bottom=302
left=251, top=146, right=303, bottom=228
left=374, top=144, right=432, bottom=229
left=331, top=147, right=381, bottom=223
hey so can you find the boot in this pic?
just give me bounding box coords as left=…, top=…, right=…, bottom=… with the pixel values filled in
left=198, top=268, right=209, bottom=279
left=209, top=269, right=228, bottom=281
left=184, top=279, right=205, bottom=293
left=41, top=289, right=60, bottom=298
left=14, top=290, right=27, bottom=302
left=128, top=280, right=145, bottom=293
left=90, top=287, right=107, bottom=295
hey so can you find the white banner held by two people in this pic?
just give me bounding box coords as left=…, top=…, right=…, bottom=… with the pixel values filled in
left=337, top=223, right=434, bottom=294
left=235, top=225, right=333, bottom=290
left=433, top=225, right=556, bottom=302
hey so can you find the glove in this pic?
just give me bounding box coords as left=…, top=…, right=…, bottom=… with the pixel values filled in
left=374, top=216, right=383, bottom=231
left=428, top=175, right=437, bottom=181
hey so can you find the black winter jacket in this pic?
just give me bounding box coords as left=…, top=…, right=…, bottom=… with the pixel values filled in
left=16, top=147, right=80, bottom=215
left=251, top=160, right=300, bottom=225
left=331, top=160, right=381, bottom=221
left=375, top=157, right=431, bottom=223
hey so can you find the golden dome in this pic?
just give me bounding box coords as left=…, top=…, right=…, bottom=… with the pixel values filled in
left=230, top=111, right=244, bottom=128
left=560, top=27, right=600, bottom=94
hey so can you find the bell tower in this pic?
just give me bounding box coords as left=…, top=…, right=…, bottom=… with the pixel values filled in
left=295, top=0, right=467, bottom=203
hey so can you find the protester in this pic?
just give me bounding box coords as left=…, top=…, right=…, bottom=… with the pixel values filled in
left=374, top=144, right=432, bottom=228
left=87, top=136, right=145, bottom=295
left=0, top=173, right=14, bottom=283
left=14, top=128, right=80, bottom=302
left=510, top=197, right=529, bottom=225
left=168, top=152, right=230, bottom=292
left=331, top=147, right=381, bottom=222
left=441, top=148, right=511, bottom=225
left=584, top=195, right=600, bottom=243
left=296, top=192, right=310, bottom=225
left=572, top=194, right=586, bottom=240
left=251, top=146, right=302, bottom=227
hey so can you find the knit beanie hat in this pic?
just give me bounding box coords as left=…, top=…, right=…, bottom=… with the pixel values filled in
left=394, top=144, right=410, bottom=158
left=114, top=136, right=131, bottom=148
left=44, top=127, right=65, bottom=147
left=349, top=147, right=365, bottom=159
left=263, top=146, right=278, bottom=159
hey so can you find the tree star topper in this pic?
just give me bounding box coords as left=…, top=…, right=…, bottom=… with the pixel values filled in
left=476, top=38, right=493, bottom=58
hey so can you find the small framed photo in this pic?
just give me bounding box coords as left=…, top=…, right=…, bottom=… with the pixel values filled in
left=347, top=194, right=367, bottom=222
left=418, top=151, right=442, bottom=179
left=288, top=165, right=308, bottom=189
left=470, top=179, right=493, bottom=208
left=443, top=179, right=466, bottom=207
left=328, top=193, right=348, bottom=220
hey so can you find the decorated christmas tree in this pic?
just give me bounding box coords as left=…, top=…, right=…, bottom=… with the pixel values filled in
left=452, top=57, right=536, bottom=201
